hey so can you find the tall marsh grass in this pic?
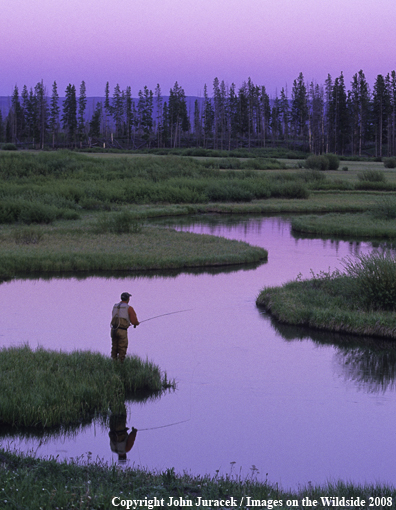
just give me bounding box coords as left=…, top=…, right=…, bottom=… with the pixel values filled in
left=0, top=152, right=308, bottom=225
left=0, top=345, right=175, bottom=429
left=342, top=250, right=396, bottom=311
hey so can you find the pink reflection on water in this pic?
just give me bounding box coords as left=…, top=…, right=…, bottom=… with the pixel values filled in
left=1, top=216, right=395, bottom=488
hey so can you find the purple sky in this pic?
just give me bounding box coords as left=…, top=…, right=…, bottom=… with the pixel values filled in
left=1, top=0, right=396, bottom=98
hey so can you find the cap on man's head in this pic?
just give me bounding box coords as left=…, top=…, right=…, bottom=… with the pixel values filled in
left=121, top=292, right=132, bottom=301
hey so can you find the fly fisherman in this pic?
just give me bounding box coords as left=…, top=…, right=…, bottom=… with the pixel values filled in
left=111, top=292, right=139, bottom=362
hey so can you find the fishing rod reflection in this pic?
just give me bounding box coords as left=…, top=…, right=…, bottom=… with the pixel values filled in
left=108, top=404, right=137, bottom=464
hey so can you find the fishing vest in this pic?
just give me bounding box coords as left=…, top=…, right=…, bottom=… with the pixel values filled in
left=111, top=302, right=131, bottom=328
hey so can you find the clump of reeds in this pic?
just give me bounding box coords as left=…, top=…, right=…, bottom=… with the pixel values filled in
left=342, top=250, right=396, bottom=311
left=93, top=210, right=144, bottom=234
left=0, top=345, right=175, bottom=429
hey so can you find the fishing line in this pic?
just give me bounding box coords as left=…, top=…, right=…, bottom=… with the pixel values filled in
left=136, top=361, right=198, bottom=433
left=138, top=418, right=191, bottom=432
left=139, top=309, right=193, bottom=324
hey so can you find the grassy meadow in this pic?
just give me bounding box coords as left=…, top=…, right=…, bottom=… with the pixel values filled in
left=0, top=148, right=377, bottom=280
left=3, top=149, right=396, bottom=501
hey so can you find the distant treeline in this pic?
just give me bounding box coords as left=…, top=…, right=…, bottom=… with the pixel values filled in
left=2, top=70, right=396, bottom=156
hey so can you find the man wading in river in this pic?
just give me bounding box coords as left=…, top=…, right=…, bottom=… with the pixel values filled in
left=111, top=292, right=139, bottom=362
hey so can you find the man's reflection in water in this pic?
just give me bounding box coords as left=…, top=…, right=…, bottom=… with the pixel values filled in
left=109, top=405, right=137, bottom=463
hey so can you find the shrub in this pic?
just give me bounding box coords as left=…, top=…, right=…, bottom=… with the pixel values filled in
left=357, top=169, right=386, bottom=182
left=324, top=153, right=340, bottom=170
left=0, top=200, right=58, bottom=224
left=342, top=166, right=349, bottom=171
left=384, top=157, right=396, bottom=168
left=270, top=181, right=310, bottom=199
left=2, top=143, right=17, bottom=151
left=305, top=155, right=329, bottom=171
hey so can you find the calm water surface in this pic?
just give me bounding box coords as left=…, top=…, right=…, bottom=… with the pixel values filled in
left=1, top=215, right=395, bottom=489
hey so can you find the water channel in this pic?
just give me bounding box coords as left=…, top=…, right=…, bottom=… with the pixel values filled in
left=1, top=215, right=395, bottom=489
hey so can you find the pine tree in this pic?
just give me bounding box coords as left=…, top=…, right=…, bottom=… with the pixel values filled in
left=390, top=71, right=396, bottom=156
left=104, top=81, right=112, bottom=140
left=155, top=84, right=163, bottom=148
left=193, top=99, right=202, bottom=146
left=143, top=86, right=154, bottom=143
left=307, top=82, right=324, bottom=154
left=279, top=86, right=289, bottom=142
left=291, top=72, right=308, bottom=146
left=78, top=80, right=87, bottom=144
left=271, top=95, right=280, bottom=142
left=35, top=80, right=48, bottom=149
left=349, top=70, right=370, bottom=156
left=125, top=86, right=134, bottom=147
left=246, top=77, right=258, bottom=148
left=259, top=86, right=270, bottom=148
left=162, top=101, right=169, bottom=146
left=49, top=81, right=60, bottom=148
left=112, top=84, right=124, bottom=138
left=373, top=74, right=390, bottom=158
left=334, top=73, right=349, bottom=154
left=228, top=83, right=239, bottom=148
left=25, top=87, right=39, bottom=144
left=328, top=72, right=348, bottom=154
left=168, top=82, right=188, bottom=148
left=11, top=85, right=22, bottom=143
left=213, top=77, right=222, bottom=149
left=324, top=74, right=333, bottom=152
left=21, top=85, right=29, bottom=141
left=202, top=84, right=214, bottom=148
left=385, top=73, right=393, bottom=156
left=62, top=84, right=77, bottom=146
left=89, top=102, right=102, bottom=138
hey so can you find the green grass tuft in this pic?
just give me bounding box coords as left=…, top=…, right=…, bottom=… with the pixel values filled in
left=0, top=345, right=175, bottom=429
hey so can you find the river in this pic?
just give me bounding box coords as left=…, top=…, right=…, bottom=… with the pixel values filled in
left=1, top=215, right=395, bottom=490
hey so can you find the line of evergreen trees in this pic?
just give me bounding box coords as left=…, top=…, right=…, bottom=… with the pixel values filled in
left=2, top=70, right=396, bottom=156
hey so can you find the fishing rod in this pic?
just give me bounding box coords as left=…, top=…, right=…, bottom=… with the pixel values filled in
left=139, top=309, right=193, bottom=324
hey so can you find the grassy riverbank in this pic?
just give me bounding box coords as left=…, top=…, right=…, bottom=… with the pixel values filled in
left=0, top=219, right=267, bottom=280
left=292, top=212, right=396, bottom=239
left=0, top=449, right=394, bottom=509
left=0, top=346, right=174, bottom=429
left=256, top=251, right=396, bottom=339
left=291, top=194, right=396, bottom=239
